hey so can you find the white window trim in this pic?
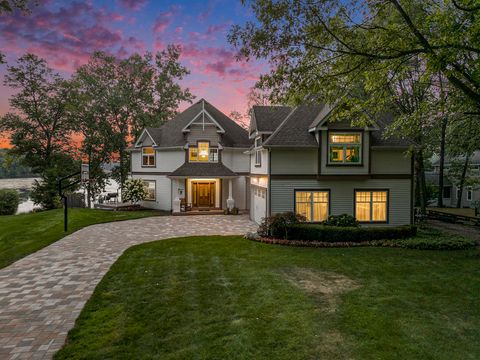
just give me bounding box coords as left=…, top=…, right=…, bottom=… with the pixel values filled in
left=328, top=132, right=362, bottom=165
left=143, top=180, right=156, bottom=201
left=142, top=147, right=155, bottom=167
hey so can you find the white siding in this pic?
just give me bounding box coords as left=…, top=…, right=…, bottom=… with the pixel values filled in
left=131, top=174, right=172, bottom=211
left=371, top=150, right=411, bottom=174
left=222, top=149, right=250, bottom=173
left=270, top=178, right=412, bottom=226
left=131, top=149, right=185, bottom=173
left=250, top=149, right=269, bottom=174
left=270, top=149, right=317, bottom=175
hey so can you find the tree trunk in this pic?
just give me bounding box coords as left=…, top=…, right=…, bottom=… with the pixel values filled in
left=414, top=148, right=428, bottom=213
left=86, top=155, right=92, bottom=209
left=437, top=116, right=448, bottom=207
left=456, top=155, right=470, bottom=208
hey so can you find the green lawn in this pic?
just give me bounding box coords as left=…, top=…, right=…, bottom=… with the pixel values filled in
left=56, top=236, right=480, bottom=360
left=0, top=208, right=161, bottom=269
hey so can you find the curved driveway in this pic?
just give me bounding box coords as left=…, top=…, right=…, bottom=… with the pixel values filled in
left=0, top=215, right=256, bottom=359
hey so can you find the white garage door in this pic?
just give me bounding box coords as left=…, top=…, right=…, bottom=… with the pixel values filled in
left=253, top=187, right=267, bottom=224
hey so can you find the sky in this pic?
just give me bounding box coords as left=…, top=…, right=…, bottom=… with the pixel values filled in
left=0, top=0, right=265, bottom=147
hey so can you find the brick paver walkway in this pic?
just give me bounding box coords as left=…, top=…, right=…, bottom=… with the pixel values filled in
left=0, top=215, right=256, bottom=359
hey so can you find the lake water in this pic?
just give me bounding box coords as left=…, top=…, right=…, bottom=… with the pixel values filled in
left=0, top=177, right=120, bottom=214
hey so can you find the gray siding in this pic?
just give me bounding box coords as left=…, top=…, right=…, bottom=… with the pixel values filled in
left=370, top=150, right=410, bottom=174
left=187, top=124, right=220, bottom=146
left=270, top=178, right=412, bottom=226
left=270, top=149, right=317, bottom=175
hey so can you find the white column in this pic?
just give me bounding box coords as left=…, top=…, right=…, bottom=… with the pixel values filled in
left=226, top=178, right=235, bottom=210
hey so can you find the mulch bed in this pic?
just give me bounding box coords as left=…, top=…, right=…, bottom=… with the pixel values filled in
left=249, top=236, right=401, bottom=248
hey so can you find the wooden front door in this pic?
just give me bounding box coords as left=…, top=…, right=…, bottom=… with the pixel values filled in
left=192, top=182, right=215, bottom=208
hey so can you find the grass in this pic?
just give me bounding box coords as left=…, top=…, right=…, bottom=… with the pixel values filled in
left=0, top=208, right=161, bottom=269
left=56, top=236, right=480, bottom=360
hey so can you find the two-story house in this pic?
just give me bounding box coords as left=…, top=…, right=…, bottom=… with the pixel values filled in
left=130, top=99, right=251, bottom=213
left=131, top=99, right=413, bottom=226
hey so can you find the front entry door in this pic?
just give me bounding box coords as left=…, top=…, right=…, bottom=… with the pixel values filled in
left=192, top=181, right=215, bottom=208
left=197, top=183, right=210, bottom=207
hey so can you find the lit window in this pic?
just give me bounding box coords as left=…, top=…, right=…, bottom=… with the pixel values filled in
left=295, top=191, right=329, bottom=222
left=142, top=147, right=155, bottom=167
left=198, top=142, right=209, bottom=161
left=143, top=180, right=156, bottom=201
left=328, top=132, right=361, bottom=164
left=355, top=190, right=387, bottom=222
left=189, top=142, right=217, bottom=162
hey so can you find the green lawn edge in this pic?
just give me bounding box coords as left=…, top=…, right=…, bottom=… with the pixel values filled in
left=0, top=208, right=162, bottom=269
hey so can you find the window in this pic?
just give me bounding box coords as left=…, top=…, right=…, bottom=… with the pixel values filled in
left=355, top=190, right=388, bottom=222
left=209, top=148, right=218, bottom=162
left=467, top=188, right=473, bottom=201
left=255, top=136, right=262, bottom=166
left=142, top=147, right=155, bottom=167
left=295, top=191, right=329, bottom=222
left=443, top=186, right=451, bottom=199
left=255, top=150, right=262, bottom=166
left=189, top=142, right=218, bottom=162
left=328, top=132, right=361, bottom=164
left=143, top=180, right=156, bottom=201
left=456, top=188, right=461, bottom=200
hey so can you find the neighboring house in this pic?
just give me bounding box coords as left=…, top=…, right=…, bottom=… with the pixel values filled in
left=131, top=99, right=414, bottom=226
left=427, top=151, right=480, bottom=208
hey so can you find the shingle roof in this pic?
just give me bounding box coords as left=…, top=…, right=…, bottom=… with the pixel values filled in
left=370, top=114, right=411, bottom=147
left=168, top=162, right=238, bottom=178
left=142, top=99, right=251, bottom=148
left=262, top=105, right=324, bottom=147
left=251, top=105, right=292, bottom=133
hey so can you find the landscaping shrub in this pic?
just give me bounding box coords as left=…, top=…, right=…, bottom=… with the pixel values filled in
left=0, top=189, right=20, bottom=215
left=258, top=212, right=306, bottom=239
left=286, top=223, right=417, bottom=242
left=122, top=179, right=148, bottom=204
left=322, top=213, right=359, bottom=227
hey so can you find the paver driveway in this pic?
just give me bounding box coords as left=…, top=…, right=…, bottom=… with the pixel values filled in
left=0, top=215, right=256, bottom=359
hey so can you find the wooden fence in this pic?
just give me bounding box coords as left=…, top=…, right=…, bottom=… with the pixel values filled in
left=426, top=209, right=480, bottom=226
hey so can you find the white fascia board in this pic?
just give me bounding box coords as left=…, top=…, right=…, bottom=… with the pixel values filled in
left=134, top=128, right=158, bottom=147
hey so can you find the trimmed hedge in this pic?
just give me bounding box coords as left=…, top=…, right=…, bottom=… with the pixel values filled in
left=286, top=224, right=417, bottom=242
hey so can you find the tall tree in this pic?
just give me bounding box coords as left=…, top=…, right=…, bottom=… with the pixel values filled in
left=0, top=54, right=78, bottom=208
left=229, top=0, right=480, bottom=114
left=73, top=46, right=193, bottom=188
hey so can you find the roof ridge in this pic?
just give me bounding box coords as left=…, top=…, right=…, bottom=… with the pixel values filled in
left=262, top=107, right=298, bottom=146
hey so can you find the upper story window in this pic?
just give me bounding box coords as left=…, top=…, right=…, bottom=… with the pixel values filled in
left=255, top=136, right=262, bottom=167
left=142, top=147, right=155, bottom=167
left=189, top=141, right=218, bottom=162
left=328, top=132, right=361, bottom=164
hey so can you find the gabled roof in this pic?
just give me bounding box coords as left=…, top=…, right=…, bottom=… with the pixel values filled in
left=370, top=114, right=411, bottom=147
left=263, top=105, right=324, bottom=148
left=250, top=105, right=292, bottom=134
left=137, top=99, right=251, bottom=148
left=168, top=162, right=238, bottom=178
